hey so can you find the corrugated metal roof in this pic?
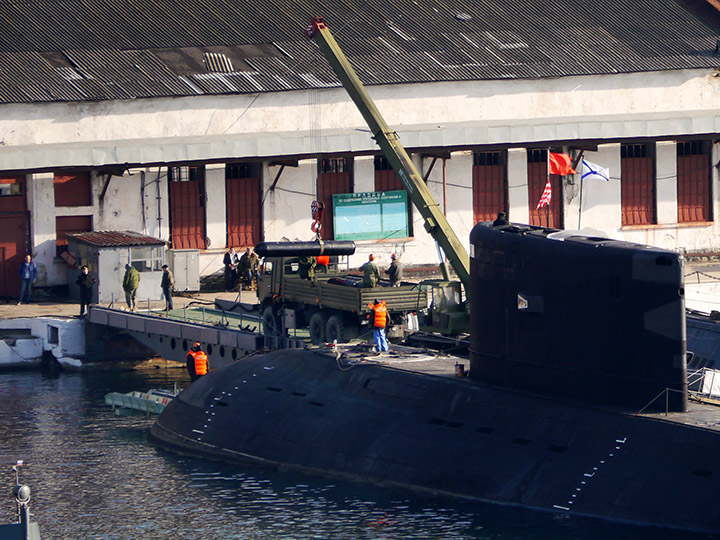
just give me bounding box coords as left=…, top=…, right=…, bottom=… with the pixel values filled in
left=0, top=0, right=718, bottom=104
left=67, top=230, right=167, bottom=247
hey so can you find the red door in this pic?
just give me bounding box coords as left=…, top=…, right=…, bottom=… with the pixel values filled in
left=169, top=169, right=207, bottom=250
left=226, top=176, right=261, bottom=248
left=0, top=214, right=29, bottom=298
left=473, top=153, right=507, bottom=223
left=677, top=144, right=710, bottom=223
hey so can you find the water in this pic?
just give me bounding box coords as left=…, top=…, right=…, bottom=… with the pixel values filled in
left=0, top=367, right=716, bottom=540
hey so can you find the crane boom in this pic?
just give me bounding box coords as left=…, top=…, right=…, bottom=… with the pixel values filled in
left=307, top=17, right=471, bottom=291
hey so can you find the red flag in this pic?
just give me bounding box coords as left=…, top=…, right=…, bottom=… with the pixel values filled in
left=548, top=152, right=576, bottom=175
left=536, top=180, right=552, bottom=209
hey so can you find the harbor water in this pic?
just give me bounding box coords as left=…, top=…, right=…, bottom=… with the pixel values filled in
left=0, top=366, right=717, bottom=540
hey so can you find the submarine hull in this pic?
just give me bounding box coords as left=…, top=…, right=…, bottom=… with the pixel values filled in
left=151, top=349, right=720, bottom=534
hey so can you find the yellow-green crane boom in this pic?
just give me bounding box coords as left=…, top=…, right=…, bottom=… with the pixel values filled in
left=307, top=17, right=471, bottom=292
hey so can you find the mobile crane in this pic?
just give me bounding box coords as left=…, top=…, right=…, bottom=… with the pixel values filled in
left=307, top=17, right=471, bottom=335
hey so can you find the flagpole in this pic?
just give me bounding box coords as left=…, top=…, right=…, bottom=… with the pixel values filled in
left=578, top=173, right=584, bottom=229
left=546, top=150, right=551, bottom=228
left=573, top=151, right=585, bottom=230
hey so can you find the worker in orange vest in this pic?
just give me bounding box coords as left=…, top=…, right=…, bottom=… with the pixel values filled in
left=186, top=342, right=209, bottom=382
left=368, top=299, right=389, bottom=353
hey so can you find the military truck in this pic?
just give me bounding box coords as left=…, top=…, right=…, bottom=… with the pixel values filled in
left=257, top=256, right=426, bottom=344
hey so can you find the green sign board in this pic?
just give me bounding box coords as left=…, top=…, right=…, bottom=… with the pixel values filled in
left=333, top=191, right=409, bottom=241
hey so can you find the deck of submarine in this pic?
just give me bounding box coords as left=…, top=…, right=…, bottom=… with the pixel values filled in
left=320, top=343, right=720, bottom=433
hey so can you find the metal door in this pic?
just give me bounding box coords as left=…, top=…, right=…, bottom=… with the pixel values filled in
left=621, top=144, right=655, bottom=226
left=473, top=158, right=507, bottom=223
left=170, top=179, right=206, bottom=249
left=226, top=176, right=261, bottom=247
left=0, top=214, right=29, bottom=298
left=678, top=152, right=711, bottom=223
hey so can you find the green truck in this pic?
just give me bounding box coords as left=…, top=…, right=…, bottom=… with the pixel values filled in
left=257, top=257, right=427, bottom=344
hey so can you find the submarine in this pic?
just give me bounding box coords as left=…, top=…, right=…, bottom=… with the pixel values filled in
left=150, top=221, right=720, bottom=534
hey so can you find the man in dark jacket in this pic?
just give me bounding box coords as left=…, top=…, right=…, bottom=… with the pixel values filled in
left=76, top=265, right=96, bottom=317
left=161, top=264, right=174, bottom=311
left=238, top=247, right=259, bottom=289
left=385, top=253, right=403, bottom=287
left=223, top=247, right=238, bottom=291
left=17, top=254, right=37, bottom=305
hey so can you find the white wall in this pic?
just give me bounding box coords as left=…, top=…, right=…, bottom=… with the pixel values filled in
left=1, top=70, right=718, bottom=151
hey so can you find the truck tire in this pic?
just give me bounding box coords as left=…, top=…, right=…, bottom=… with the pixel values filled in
left=262, top=306, right=280, bottom=337
left=325, top=314, right=347, bottom=344
left=309, top=312, right=329, bottom=344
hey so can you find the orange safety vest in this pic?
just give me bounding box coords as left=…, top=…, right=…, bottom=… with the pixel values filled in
left=371, top=301, right=387, bottom=328
left=193, top=351, right=208, bottom=376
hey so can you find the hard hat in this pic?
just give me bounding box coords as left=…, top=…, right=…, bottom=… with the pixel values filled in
left=193, top=342, right=200, bottom=348
left=369, top=254, right=375, bottom=261
left=391, top=253, right=397, bottom=260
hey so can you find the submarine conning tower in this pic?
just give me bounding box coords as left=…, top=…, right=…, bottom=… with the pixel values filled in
left=469, top=222, right=687, bottom=412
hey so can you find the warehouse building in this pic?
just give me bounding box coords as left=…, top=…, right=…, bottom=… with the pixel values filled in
left=1, top=0, right=719, bottom=298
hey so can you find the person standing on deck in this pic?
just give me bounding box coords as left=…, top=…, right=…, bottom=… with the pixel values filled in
left=223, top=247, right=238, bottom=291
left=186, top=342, right=208, bottom=382
left=385, top=253, right=403, bottom=287
left=76, top=265, right=96, bottom=317
left=122, top=263, right=140, bottom=311
left=368, top=298, right=389, bottom=353
left=161, top=264, right=174, bottom=312
left=238, top=247, right=259, bottom=289
left=361, top=254, right=380, bottom=288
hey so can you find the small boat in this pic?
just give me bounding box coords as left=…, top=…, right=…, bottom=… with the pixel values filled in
left=105, top=385, right=180, bottom=416
left=0, top=461, right=41, bottom=540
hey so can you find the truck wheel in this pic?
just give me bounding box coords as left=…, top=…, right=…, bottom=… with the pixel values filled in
left=262, top=306, right=280, bottom=337
left=309, top=312, right=329, bottom=344
left=325, top=315, right=347, bottom=344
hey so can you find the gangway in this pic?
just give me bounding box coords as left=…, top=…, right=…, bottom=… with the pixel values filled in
left=87, top=304, right=304, bottom=368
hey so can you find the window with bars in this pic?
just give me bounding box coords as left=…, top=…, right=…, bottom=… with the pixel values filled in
left=677, top=140, right=711, bottom=223
left=621, top=143, right=656, bottom=226
left=473, top=151, right=507, bottom=223
left=168, top=165, right=207, bottom=249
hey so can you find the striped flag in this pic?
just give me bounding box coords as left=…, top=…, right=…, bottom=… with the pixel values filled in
left=536, top=180, right=552, bottom=209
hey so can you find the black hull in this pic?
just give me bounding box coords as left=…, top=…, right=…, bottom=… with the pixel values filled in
left=151, top=349, right=720, bottom=534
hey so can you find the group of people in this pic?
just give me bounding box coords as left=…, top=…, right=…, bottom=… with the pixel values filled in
left=121, top=263, right=175, bottom=314
left=16, top=254, right=175, bottom=316
left=76, top=262, right=174, bottom=317
left=359, top=253, right=404, bottom=288
left=223, top=247, right=259, bottom=291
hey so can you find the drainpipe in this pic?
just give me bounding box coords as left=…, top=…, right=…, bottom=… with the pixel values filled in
left=156, top=166, right=163, bottom=238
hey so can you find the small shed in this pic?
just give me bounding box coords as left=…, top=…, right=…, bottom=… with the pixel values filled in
left=67, top=231, right=167, bottom=304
